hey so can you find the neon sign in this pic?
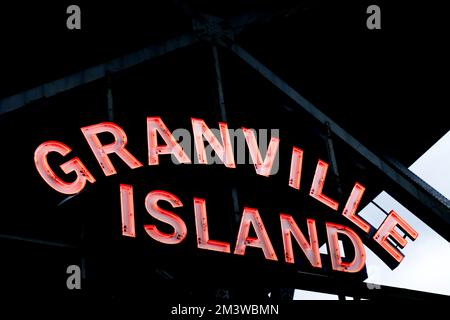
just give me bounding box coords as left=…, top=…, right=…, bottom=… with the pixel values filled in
left=34, top=117, right=419, bottom=273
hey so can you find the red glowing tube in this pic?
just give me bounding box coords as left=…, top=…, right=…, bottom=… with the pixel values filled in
left=373, top=210, right=419, bottom=263
left=147, top=117, right=191, bottom=165
left=191, top=118, right=236, bottom=168
left=34, top=141, right=95, bottom=194
left=144, top=190, right=187, bottom=245
left=81, top=122, right=143, bottom=176
left=342, top=183, right=371, bottom=233
left=120, top=184, right=136, bottom=237
left=280, top=215, right=321, bottom=268
left=234, top=207, right=278, bottom=261
left=288, top=147, right=304, bottom=190
left=242, top=128, right=279, bottom=177
left=326, top=222, right=366, bottom=273
left=193, top=198, right=231, bottom=253
left=310, top=160, right=339, bottom=210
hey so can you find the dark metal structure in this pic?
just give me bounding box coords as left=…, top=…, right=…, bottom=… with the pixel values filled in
left=0, top=0, right=449, bottom=301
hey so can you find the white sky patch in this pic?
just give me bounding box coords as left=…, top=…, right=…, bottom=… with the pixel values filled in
left=294, top=290, right=338, bottom=300
left=295, top=130, right=450, bottom=299
left=364, top=130, right=450, bottom=296
left=359, top=202, right=386, bottom=228
left=410, top=130, right=450, bottom=200
left=364, top=192, right=450, bottom=295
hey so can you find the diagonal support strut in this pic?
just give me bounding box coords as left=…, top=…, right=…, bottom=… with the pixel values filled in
left=226, top=41, right=450, bottom=242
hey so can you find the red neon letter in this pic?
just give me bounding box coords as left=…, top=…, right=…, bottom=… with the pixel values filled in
left=326, top=222, right=366, bottom=273
left=81, top=122, right=143, bottom=176
left=120, top=184, right=136, bottom=237
left=342, top=183, right=371, bottom=233
left=373, top=210, right=419, bottom=263
left=310, top=160, right=339, bottom=210
left=191, top=118, right=235, bottom=168
left=193, top=198, right=231, bottom=253
left=288, top=147, right=304, bottom=190
left=147, top=117, right=191, bottom=165
left=242, top=128, right=279, bottom=177
left=234, top=208, right=278, bottom=261
left=280, top=215, right=321, bottom=268
left=144, top=190, right=187, bottom=245
left=34, top=141, right=95, bottom=194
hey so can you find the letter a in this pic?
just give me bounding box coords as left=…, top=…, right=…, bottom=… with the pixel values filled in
left=66, top=265, right=81, bottom=290
left=366, top=5, right=381, bottom=30
left=66, top=5, right=81, bottom=30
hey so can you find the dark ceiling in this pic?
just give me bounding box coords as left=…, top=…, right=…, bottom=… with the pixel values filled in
left=0, top=0, right=448, bottom=163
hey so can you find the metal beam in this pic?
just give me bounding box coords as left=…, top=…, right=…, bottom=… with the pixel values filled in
left=212, top=45, right=228, bottom=122
left=0, top=233, right=77, bottom=249
left=0, top=8, right=284, bottom=116
left=0, top=33, right=198, bottom=115
left=227, top=41, right=450, bottom=240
